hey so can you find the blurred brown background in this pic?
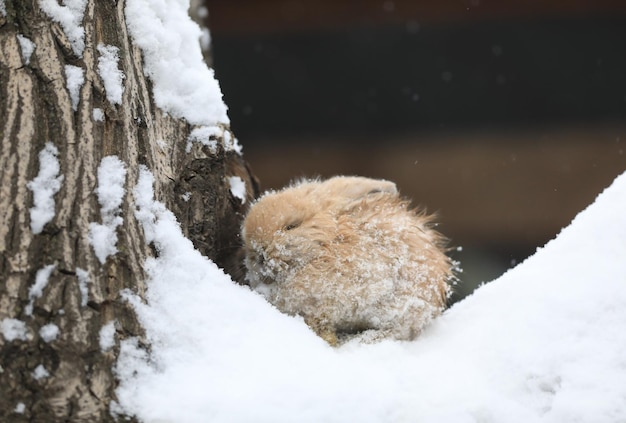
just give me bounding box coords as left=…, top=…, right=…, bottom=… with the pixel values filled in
left=205, top=0, right=626, bottom=300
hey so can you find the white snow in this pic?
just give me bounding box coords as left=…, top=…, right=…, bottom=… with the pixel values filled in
left=27, top=142, right=64, bottom=234
left=92, top=107, right=104, bottom=122
left=99, top=320, right=116, bottom=352
left=1, top=318, right=30, bottom=342
left=32, top=364, right=50, bottom=380
left=181, top=192, right=191, bottom=202
left=227, top=176, right=246, bottom=204
left=185, top=126, right=220, bottom=153
left=39, top=0, right=87, bottom=56
left=0, top=0, right=5, bottom=17
left=114, top=169, right=626, bottom=422
left=89, top=156, right=127, bottom=264
left=25, top=264, right=56, bottom=316
left=14, top=403, right=25, bottom=414
left=124, top=0, right=229, bottom=127
left=223, top=129, right=243, bottom=154
left=16, top=34, right=35, bottom=65
left=39, top=323, right=59, bottom=342
left=76, top=267, right=90, bottom=307
left=97, top=43, right=125, bottom=105
left=64, top=64, right=84, bottom=111
left=185, top=126, right=242, bottom=154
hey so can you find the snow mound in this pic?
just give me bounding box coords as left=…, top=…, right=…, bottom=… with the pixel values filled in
left=116, top=171, right=626, bottom=423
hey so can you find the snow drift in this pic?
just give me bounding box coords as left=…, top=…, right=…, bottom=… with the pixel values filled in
left=115, top=168, right=626, bottom=422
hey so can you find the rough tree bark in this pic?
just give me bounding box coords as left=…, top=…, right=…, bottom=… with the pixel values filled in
left=0, top=1, right=257, bottom=421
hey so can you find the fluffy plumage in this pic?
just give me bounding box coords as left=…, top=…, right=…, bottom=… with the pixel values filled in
left=242, top=176, right=452, bottom=345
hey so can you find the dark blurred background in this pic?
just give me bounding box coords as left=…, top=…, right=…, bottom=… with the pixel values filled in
left=205, top=0, right=626, bottom=301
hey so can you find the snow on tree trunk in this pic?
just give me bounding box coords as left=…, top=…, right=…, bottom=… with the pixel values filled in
left=0, top=1, right=257, bottom=421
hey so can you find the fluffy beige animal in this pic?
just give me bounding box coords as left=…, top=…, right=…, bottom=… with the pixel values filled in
left=242, top=176, right=452, bottom=345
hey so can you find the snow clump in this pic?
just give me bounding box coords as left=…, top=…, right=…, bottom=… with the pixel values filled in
left=64, top=64, right=84, bottom=111
left=76, top=267, right=90, bottom=307
left=17, top=35, right=35, bottom=65
left=92, top=108, right=104, bottom=122
left=89, top=156, right=127, bottom=264
left=227, top=176, right=246, bottom=204
left=99, top=321, right=116, bottom=352
left=32, top=364, right=50, bottom=380
left=39, top=0, right=87, bottom=56
left=97, top=44, right=125, bottom=105
left=39, top=323, right=59, bottom=343
left=185, top=125, right=220, bottom=153
left=1, top=318, right=30, bottom=342
left=27, top=142, right=64, bottom=234
left=25, top=264, right=56, bottom=316
left=223, top=130, right=243, bottom=154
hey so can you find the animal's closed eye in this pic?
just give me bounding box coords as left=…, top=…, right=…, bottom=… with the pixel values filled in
left=284, top=221, right=302, bottom=231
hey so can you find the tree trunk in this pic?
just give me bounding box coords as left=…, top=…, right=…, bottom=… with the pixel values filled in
left=0, top=1, right=257, bottom=421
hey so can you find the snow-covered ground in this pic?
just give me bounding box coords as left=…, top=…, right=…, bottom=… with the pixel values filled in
left=114, top=162, right=626, bottom=423
left=105, top=1, right=626, bottom=422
